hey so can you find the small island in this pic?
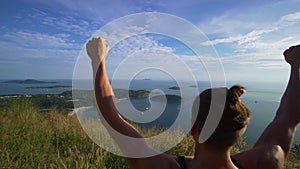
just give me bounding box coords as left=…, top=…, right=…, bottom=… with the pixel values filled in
left=26, top=85, right=72, bottom=89
left=113, top=89, right=150, bottom=99
left=150, top=94, right=182, bottom=103
left=3, top=79, right=57, bottom=84
left=168, top=86, right=180, bottom=90
left=189, top=85, right=198, bottom=88
left=129, top=90, right=151, bottom=98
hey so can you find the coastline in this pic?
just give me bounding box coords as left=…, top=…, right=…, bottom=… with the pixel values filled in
left=68, top=106, right=93, bottom=117
left=0, top=80, right=297, bottom=145
left=68, top=97, right=128, bottom=117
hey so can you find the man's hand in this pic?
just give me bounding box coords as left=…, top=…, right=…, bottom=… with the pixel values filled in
left=86, top=37, right=110, bottom=64
left=284, top=45, right=300, bottom=66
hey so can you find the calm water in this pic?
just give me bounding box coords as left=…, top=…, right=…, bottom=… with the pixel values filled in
left=1, top=79, right=299, bottom=144
left=0, top=79, right=73, bottom=95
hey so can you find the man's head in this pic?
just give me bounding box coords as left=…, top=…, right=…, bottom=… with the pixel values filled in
left=191, top=85, right=251, bottom=149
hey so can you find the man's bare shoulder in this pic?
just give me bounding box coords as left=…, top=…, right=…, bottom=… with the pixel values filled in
left=233, top=145, right=285, bottom=169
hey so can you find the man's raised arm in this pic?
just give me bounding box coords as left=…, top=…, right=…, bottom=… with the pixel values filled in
left=254, top=45, right=300, bottom=158
left=86, top=37, right=176, bottom=169
left=87, top=37, right=146, bottom=142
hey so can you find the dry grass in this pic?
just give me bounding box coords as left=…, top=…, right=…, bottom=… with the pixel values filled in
left=0, top=98, right=299, bottom=168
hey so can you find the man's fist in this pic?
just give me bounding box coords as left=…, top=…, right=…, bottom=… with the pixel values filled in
left=86, top=37, right=110, bottom=63
left=284, top=45, right=300, bottom=66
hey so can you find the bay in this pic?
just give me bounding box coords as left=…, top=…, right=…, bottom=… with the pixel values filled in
left=1, top=79, right=299, bottom=144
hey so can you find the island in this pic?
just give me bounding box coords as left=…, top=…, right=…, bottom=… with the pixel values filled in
left=113, top=89, right=182, bottom=103
left=168, top=86, right=180, bottom=90
left=113, top=89, right=150, bottom=99
left=26, top=85, right=72, bottom=89
left=0, top=88, right=180, bottom=113
left=189, top=85, right=198, bottom=88
left=150, top=94, right=182, bottom=103
left=3, top=79, right=57, bottom=84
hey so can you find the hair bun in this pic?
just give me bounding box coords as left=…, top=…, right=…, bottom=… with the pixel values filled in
left=229, top=85, right=246, bottom=97
left=227, top=85, right=246, bottom=103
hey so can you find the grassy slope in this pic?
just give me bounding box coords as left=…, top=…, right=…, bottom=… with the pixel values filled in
left=0, top=98, right=299, bottom=169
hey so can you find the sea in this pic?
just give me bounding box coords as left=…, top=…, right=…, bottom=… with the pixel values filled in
left=1, top=79, right=299, bottom=145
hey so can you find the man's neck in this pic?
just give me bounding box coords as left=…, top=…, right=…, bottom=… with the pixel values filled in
left=192, top=143, right=238, bottom=169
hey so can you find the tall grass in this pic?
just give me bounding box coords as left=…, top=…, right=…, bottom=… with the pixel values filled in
left=0, top=98, right=126, bottom=169
left=0, top=98, right=299, bottom=168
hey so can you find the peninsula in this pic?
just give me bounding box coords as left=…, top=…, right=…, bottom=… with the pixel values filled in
left=3, top=79, right=57, bottom=84
left=168, top=86, right=180, bottom=90
left=150, top=94, right=182, bottom=103
left=26, top=85, right=72, bottom=89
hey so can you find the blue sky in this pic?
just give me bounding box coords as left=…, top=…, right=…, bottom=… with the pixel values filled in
left=1, top=0, right=300, bottom=82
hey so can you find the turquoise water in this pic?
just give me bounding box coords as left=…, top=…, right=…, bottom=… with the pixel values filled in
left=83, top=99, right=299, bottom=144
left=79, top=79, right=300, bottom=144
left=0, top=79, right=73, bottom=95
left=1, top=79, right=299, bottom=144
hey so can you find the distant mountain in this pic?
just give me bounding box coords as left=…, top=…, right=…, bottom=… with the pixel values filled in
left=113, top=89, right=150, bottom=99
left=168, top=86, right=180, bottom=90
left=189, top=85, right=198, bottom=88
left=3, top=79, right=57, bottom=84
left=150, top=94, right=182, bottom=103
left=26, top=85, right=72, bottom=89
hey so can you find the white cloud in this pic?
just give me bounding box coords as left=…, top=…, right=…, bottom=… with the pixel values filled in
left=199, top=14, right=258, bottom=36
left=109, top=35, right=174, bottom=56
left=200, top=25, right=280, bottom=47
left=201, top=10, right=300, bottom=48
left=5, top=1, right=298, bottom=80
left=201, top=35, right=243, bottom=46
left=0, top=40, right=79, bottom=60
left=105, top=34, right=175, bottom=78
left=15, top=8, right=101, bottom=37
left=196, top=8, right=300, bottom=82
left=75, top=29, right=223, bottom=81
left=218, top=36, right=292, bottom=71
left=0, top=39, right=79, bottom=79
left=2, top=31, right=80, bottom=49
left=279, top=12, right=300, bottom=23
left=199, top=10, right=300, bottom=65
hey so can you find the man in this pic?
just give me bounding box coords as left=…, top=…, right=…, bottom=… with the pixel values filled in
left=87, top=37, right=299, bottom=169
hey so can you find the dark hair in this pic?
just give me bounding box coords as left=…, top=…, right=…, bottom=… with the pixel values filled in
left=192, top=85, right=251, bottom=148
